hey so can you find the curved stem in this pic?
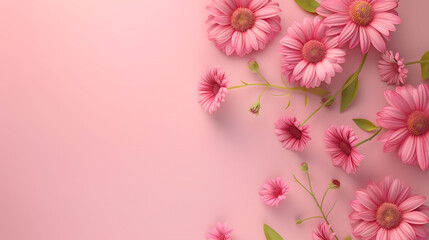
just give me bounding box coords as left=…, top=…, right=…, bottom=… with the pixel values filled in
left=405, top=60, right=429, bottom=66
left=320, top=188, right=330, bottom=208
left=257, top=70, right=270, bottom=85
left=354, top=127, right=383, bottom=147
left=258, top=87, right=269, bottom=102
left=327, top=201, right=337, bottom=217
left=300, top=53, right=368, bottom=126
left=299, top=216, right=324, bottom=223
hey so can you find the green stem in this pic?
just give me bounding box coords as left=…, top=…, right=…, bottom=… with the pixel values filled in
left=299, top=216, right=324, bottom=223
left=354, top=127, right=383, bottom=147
left=300, top=53, right=368, bottom=126
left=296, top=172, right=340, bottom=240
left=320, top=188, right=330, bottom=208
left=257, top=70, right=270, bottom=85
left=326, top=201, right=337, bottom=217
left=258, top=87, right=269, bottom=102
left=405, top=60, right=429, bottom=66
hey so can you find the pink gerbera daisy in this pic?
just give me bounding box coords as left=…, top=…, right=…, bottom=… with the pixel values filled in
left=279, top=17, right=345, bottom=88
left=206, top=0, right=282, bottom=56
left=313, top=222, right=336, bottom=240
left=259, top=177, right=290, bottom=206
left=377, top=84, right=429, bottom=170
left=317, top=0, right=401, bottom=53
left=349, top=176, right=429, bottom=240
left=207, top=222, right=233, bottom=240
left=378, top=50, right=408, bottom=85
left=324, top=125, right=364, bottom=174
left=275, top=116, right=311, bottom=152
left=198, top=66, right=228, bottom=114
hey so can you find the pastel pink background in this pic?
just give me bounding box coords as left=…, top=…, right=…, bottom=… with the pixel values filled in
left=0, top=0, right=429, bottom=239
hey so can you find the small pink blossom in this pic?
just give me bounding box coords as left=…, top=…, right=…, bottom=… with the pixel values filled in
left=206, top=222, right=233, bottom=240
left=324, top=125, right=364, bottom=174
left=313, top=222, right=336, bottom=240
left=378, top=50, right=408, bottom=85
left=259, top=177, right=290, bottom=206
left=198, top=66, right=228, bottom=114
left=275, top=116, right=311, bottom=152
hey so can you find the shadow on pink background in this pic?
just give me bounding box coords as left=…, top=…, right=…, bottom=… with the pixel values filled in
left=0, top=0, right=428, bottom=239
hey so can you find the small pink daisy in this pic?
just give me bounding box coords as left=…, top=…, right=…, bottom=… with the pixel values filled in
left=207, top=222, right=233, bottom=240
left=198, top=66, right=228, bottom=114
left=259, top=177, right=290, bottom=206
left=324, top=125, right=364, bottom=174
left=378, top=50, right=408, bottom=85
left=313, top=222, right=336, bottom=240
left=377, top=84, right=429, bottom=170
left=206, top=0, right=282, bottom=56
left=349, top=176, right=429, bottom=240
left=275, top=116, right=311, bottom=152
left=317, top=0, right=401, bottom=53
left=279, top=17, right=345, bottom=88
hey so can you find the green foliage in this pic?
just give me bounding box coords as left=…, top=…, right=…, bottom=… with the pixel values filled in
left=353, top=119, right=379, bottom=132
left=294, top=0, right=320, bottom=13
left=340, top=74, right=359, bottom=112
left=264, top=224, right=284, bottom=240
left=421, top=50, right=429, bottom=79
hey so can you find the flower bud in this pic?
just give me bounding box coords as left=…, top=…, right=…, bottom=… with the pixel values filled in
left=296, top=219, right=303, bottom=225
left=249, top=102, right=261, bottom=115
left=321, top=96, right=334, bottom=108
left=300, top=162, right=308, bottom=172
left=329, top=179, right=341, bottom=189
left=247, top=58, right=259, bottom=72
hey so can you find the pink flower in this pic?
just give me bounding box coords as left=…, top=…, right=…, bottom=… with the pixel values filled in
left=317, top=0, right=401, bottom=53
left=275, top=116, right=311, bottom=152
left=279, top=17, right=345, bottom=88
left=313, top=222, right=336, bottom=240
left=198, top=66, right=228, bottom=114
left=378, top=50, right=408, bottom=85
left=324, top=125, right=364, bottom=174
left=377, top=84, right=429, bottom=170
left=349, top=176, right=429, bottom=240
left=259, top=177, right=290, bottom=206
left=207, top=222, right=233, bottom=240
left=206, top=0, right=282, bottom=56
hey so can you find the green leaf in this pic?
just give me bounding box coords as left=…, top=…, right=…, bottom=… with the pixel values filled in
left=421, top=50, right=429, bottom=80
left=344, top=236, right=351, bottom=240
left=294, top=0, right=320, bottom=13
left=264, top=224, right=284, bottom=240
left=306, top=87, right=330, bottom=96
left=340, top=74, right=359, bottom=112
left=304, top=94, right=309, bottom=106
left=353, top=119, right=379, bottom=132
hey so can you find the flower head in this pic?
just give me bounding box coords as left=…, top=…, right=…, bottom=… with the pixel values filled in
left=377, top=84, right=429, bottom=170
left=279, top=17, right=345, bottom=88
left=247, top=58, right=259, bottom=72
left=300, top=162, right=309, bottom=172
left=329, top=179, right=341, bottom=189
left=198, top=66, right=228, bottom=114
left=378, top=50, right=408, bottom=85
left=249, top=102, right=261, bottom=115
left=275, top=116, right=311, bottom=152
left=317, top=0, right=401, bottom=53
left=259, top=177, right=290, bottom=206
left=313, top=222, right=336, bottom=240
left=324, top=125, right=364, bottom=174
left=349, top=176, right=429, bottom=240
left=207, top=222, right=233, bottom=240
left=206, top=0, right=282, bottom=56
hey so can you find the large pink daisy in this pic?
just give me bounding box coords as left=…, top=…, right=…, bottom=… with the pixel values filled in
left=349, top=176, right=429, bottom=240
left=377, top=84, right=429, bottom=170
left=198, top=66, right=228, bottom=114
left=279, top=17, right=345, bottom=88
left=313, top=222, right=336, bottom=240
left=206, top=0, right=282, bottom=56
left=317, top=0, right=401, bottom=53
left=324, top=125, right=364, bottom=174
left=274, top=116, right=311, bottom=152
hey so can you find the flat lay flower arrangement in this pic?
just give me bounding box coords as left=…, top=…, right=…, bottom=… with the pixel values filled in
left=199, top=0, right=429, bottom=239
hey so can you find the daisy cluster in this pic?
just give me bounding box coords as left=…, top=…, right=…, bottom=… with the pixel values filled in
left=199, top=0, right=429, bottom=239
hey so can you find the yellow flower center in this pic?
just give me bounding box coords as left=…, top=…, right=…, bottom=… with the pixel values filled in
left=349, top=1, right=374, bottom=26
left=376, top=203, right=402, bottom=229
left=407, top=111, right=429, bottom=136
left=230, top=8, right=255, bottom=32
